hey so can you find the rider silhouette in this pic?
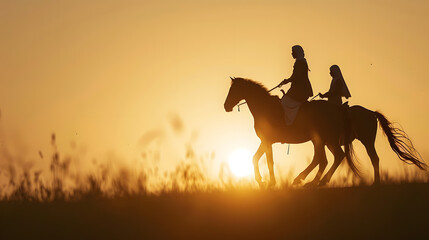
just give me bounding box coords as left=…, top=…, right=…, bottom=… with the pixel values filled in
left=279, top=45, right=313, bottom=102
left=278, top=45, right=313, bottom=125
left=319, top=65, right=351, bottom=105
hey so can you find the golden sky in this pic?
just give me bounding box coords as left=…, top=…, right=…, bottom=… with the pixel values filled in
left=1, top=0, right=428, bottom=178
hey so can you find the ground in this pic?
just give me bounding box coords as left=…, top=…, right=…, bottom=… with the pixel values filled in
left=1, top=183, right=428, bottom=239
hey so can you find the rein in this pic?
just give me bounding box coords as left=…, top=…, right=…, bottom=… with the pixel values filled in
left=309, top=93, right=322, bottom=101
left=236, top=84, right=321, bottom=111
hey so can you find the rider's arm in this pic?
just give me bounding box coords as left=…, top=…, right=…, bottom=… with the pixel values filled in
left=280, top=78, right=291, bottom=86
left=323, top=79, right=341, bottom=98
left=281, top=61, right=304, bottom=86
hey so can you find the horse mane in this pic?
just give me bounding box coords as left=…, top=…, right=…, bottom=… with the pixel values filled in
left=233, top=77, right=272, bottom=97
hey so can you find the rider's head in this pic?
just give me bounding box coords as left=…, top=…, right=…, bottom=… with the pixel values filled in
left=330, top=65, right=342, bottom=78
left=292, top=45, right=305, bottom=60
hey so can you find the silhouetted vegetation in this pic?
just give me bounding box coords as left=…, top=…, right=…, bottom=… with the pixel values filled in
left=1, top=133, right=428, bottom=239
left=0, top=133, right=427, bottom=202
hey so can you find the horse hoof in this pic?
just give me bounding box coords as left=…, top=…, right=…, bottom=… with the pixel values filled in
left=372, top=181, right=380, bottom=187
left=318, top=180, right=328, bottom=187
left=257, top=181, right=266, bottom=189
left=303, top=181, right=317, bottom=188
left=292, top=178, right=303, bottom=185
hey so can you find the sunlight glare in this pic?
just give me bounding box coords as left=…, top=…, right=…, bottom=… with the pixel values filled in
left=227, top=149, right=253, bottom=177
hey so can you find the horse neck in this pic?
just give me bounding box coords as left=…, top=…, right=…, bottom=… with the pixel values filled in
left=244, top=91, right=273, bottom=120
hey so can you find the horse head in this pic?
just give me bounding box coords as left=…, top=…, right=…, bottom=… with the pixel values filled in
left=224, top=77, right=246, bottom=112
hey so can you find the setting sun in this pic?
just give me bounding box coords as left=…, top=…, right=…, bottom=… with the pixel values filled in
left=227, top=149, right=254, bottom=177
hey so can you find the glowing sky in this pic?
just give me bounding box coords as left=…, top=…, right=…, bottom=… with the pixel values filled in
left=1, top=0, right=428, bottom=179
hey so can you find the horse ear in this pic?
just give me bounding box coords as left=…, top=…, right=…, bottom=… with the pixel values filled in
left=230, top=76, right=235, bottom=85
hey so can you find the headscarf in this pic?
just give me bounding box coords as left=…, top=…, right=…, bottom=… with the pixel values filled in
left=330, top=65, right=351, bottom=99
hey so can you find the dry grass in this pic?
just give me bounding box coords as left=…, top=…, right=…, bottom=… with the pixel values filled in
left=1, top=133, right=428, bottom=202
left=1, top=134, right=428, bottom=239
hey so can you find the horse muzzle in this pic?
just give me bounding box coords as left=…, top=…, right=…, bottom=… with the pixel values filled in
left=224, top=103, right=233, bottom=112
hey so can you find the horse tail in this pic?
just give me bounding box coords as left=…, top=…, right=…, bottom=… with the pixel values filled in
left=342, top=107, right=360, bottom=177
left=374, top=111, right=426, bottom=170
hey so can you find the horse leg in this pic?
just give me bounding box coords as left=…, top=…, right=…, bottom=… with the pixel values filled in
left=293, top=142, right=322, bottom=185
left=319, top=144, right=345, bottom=186
left=265, top=144, right=276, bottom=187
left=253, top=144, right=265, bottom=187
left=304, top=144, right=328, bottom=187
left=363, top=142, right=380, bottom=185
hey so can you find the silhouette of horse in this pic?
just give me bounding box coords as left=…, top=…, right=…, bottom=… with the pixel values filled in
left=224, top=77, right=357, bottom=187
left=224, top=77, right=426, bottom=186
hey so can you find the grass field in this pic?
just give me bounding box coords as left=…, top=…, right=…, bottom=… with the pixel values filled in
left=1, top=183, right=428, bottom=239
left=1, top=134, right=428, bottom=239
